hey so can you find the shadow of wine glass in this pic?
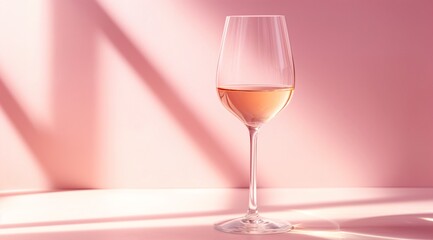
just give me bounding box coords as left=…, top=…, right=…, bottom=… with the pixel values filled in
left=340, top=213, right=433, bottom=240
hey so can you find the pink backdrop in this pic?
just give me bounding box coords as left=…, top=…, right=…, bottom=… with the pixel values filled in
left=0, top=0, right=432, bottom=190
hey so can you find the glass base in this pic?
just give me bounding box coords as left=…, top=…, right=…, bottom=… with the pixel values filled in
left=215, top=215, right=293, bottom=234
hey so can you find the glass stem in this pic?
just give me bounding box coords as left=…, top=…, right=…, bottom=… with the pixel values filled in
left=247, top=126, right=259, bottom=219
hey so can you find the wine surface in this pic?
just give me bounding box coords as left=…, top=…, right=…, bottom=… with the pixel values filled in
left=218, top=85, right=294, bottom=127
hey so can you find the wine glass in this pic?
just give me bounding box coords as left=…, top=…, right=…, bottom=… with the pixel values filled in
left=215, top=15, right=295, bottom=234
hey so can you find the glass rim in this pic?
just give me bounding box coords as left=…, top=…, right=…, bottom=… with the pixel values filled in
left=226, top=15, right=285, bottom=18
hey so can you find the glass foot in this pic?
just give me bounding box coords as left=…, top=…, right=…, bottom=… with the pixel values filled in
left=215, top=215, right=293, bottom=234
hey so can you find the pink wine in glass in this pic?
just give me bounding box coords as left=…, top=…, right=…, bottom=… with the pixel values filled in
left=218, top=85, right=294, bottom=128
left=215, top=15, right=295, bottom=234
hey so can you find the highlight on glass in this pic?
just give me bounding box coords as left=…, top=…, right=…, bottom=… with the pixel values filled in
left=215, top=15, right=295, bottom=234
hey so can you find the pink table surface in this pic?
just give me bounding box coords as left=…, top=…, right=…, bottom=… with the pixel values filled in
left=0, top=188, right=432, bottom=240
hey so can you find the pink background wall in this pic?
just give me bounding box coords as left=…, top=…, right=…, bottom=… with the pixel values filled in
left=0, top=0, right=432, bottom=190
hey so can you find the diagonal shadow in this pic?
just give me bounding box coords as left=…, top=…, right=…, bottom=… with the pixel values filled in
left=0, top=77, right=40, bottom=151
left=0, top=209, right=236, bottom=229
left=0, top=225, right=329, bottom=240
left=0, top=76, right=55, bottom=189
left=1, top=188, right=432, bottom=230
left=0, top=75, right=93, bottom=189
left=1, top=0, right=247, bottom=189
left=261, top=189, right=433, bottom=213
left=1, top=0, right=100, bottom=190
left=79, top=0, right=247, bottom=186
